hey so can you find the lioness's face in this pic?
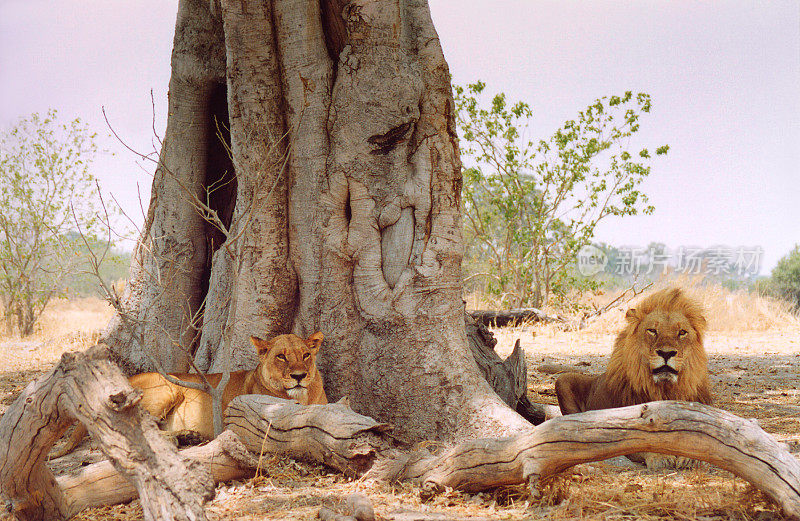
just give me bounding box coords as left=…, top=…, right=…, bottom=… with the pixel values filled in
left=638, top=311, right=696, bottom=384
left=250, top=332, right=323, bottom=402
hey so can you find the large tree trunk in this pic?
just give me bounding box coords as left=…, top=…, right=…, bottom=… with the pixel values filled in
left=104, top=0, right=230, bottom=374
left=104, top=0, right=528, bottom=442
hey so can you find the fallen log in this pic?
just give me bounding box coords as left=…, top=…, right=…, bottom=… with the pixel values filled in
left=396, top=401, right=800, bottom=519
left=468, top=308, right=564, bottom=328
left=225, top=395, right=395, bottom=477
left=5, top=349, right=799, bottom=519
left=0, top=344, right=215, bottom=521
left=55, top=430, right=256, bottom=513
left=224, top=396, right=800, bottom=519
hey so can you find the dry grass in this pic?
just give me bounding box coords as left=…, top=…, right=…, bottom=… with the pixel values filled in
left=581, top=277, right=799, bottom=334
left=62, top=456, right=783, bottom=521
left=0, top=297, right=112, bottom=373
left=466, top=277, right=800, bottom=334
left=62, top=458, right=783, bottom=521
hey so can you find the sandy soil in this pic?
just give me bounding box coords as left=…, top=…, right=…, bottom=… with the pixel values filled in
left=492, top=327, right=800, bottom=448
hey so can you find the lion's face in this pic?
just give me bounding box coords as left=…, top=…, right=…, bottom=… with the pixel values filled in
left=606, top=287, right=712, bottom=404
left=638, top=310, right=699, bottom=384
left=250, top=332, right=323, bottom=402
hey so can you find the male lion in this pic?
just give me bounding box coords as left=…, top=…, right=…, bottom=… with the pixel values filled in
left=555, top=287, right=711, bottom=469
left=52, top=332, right=327, bottom=457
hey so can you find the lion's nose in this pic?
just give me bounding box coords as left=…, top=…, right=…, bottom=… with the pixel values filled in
left=656, top=349, right=677, bottom=361
left=290, top=372, right=307, bottom=383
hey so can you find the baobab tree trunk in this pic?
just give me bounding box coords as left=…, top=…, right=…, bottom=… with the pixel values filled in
left=104, top=0, right=529, bottom=441
left=104, top=0, right=230, bottom=374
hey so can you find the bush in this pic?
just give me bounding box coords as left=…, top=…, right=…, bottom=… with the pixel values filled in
left=455, top=82, right=667, bottom=308
left=769, top=245, right=800, bottom=310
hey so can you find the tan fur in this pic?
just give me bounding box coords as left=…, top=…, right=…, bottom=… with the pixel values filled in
left=52, top=332, right=326, bottom=457
left=556, top=287, right=712, bottom=415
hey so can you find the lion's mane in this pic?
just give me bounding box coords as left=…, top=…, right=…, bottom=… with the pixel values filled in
left=603, top=287, right=712, bottom=407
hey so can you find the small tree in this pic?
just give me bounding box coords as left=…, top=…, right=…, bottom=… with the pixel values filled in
left=455, top=82, right=668, bottom=308
left=0, top=110, right=106, bottom=336
left=769, top=245, right=800, bottom=309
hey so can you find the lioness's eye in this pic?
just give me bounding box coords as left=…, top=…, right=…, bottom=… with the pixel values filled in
left=678, top=329, right=688, bottom=337
left=302, top=353, right=310, bottom=361
left=276, top=354, right=287, bottom=362
left=646, top=328, right=657, bottom=336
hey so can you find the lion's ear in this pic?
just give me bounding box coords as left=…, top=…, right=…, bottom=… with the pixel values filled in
left=306, top=332, right=324, bottom=352
left=693, top=313, right=708, bottom=334
left=250, top=336, right=272, bottom=356
left=625, top=308, right=642, bottom=323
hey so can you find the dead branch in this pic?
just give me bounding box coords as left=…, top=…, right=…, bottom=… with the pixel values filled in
left=395, top=401, right=800, bottom=520
left=98, top=106, right=294, bottom=437
left=0, top=344, right=215, bottom=521
left=55, top=430, right=255, bottom=513
left=224, top=395, right=396, bottom=477
left=577, top=282, right=653, bottom=328
left=223, top=396, right=800, bottom=519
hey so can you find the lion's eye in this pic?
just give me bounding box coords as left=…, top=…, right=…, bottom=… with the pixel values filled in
left=302, top=353, right=310, bottom=361
left=646, top=328, right=657, bottom=337
left=678, top=329, right=688, bottom=338
left=275, top=354, right=287, bottom=362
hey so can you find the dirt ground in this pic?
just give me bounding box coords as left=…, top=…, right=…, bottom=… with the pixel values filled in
left=0, top=298, right=798, bottom=520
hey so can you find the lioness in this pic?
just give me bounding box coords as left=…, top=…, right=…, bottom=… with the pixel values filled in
left=52, top=332, right=326, bottom=457
left=555, top=287, right=711, bottom=469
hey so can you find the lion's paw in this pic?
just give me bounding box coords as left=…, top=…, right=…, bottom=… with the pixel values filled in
left=644, top=453, right=699, bottom=470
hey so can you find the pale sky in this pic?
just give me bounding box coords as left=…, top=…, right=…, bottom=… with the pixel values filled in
left=1, top=1, right=798, bottom=274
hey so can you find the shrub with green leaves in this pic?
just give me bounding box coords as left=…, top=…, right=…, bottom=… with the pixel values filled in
left=0, top=110, right=110, bottom=335
left=769, top=245, right=800, bottom=310
left=455, top=82, right=668, bottom=308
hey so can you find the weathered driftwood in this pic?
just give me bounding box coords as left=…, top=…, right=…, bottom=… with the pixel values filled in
left=55, top=430, right=256, bottom=513
left=465, top=314, right=547, bottom=425
left=225, top=395, right=395, bottom=477
left=396, top=401, right=800, bottom=519
left=221, top=395, right=800, bottom=519
left=0, top=345, right=215, bottom=521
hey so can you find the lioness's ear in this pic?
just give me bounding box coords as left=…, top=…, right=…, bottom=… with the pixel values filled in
left=250, top=336, right=272, bottom=355
left=306, top=332, right=324, bottom=352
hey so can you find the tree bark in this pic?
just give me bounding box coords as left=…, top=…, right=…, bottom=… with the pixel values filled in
left=103, top=0, right=228, bottom=374
left=104, top=0, right=529, bottom=443
left=0, top=345, right=215, bottom=521
left=465, top=316, right=547, bottom=424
